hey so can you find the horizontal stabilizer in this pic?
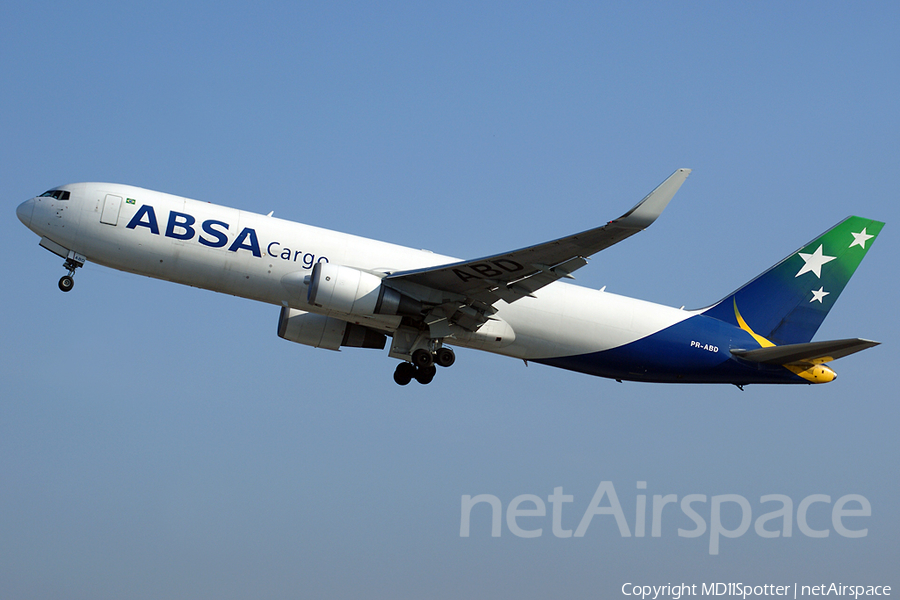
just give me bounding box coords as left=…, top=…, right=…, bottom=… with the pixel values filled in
left=731, top=338, right=880, bottom=365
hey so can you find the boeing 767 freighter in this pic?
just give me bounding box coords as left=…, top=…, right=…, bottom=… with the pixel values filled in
left=16, top=169, right=882, bottom=387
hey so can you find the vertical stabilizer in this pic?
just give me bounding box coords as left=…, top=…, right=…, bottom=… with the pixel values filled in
left=702, top=216, right=883, bottom=345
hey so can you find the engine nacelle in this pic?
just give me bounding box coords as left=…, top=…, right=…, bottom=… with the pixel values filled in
left=277, top=306, right=386, bottom=351
left=307, top=262, right=423, bottom=317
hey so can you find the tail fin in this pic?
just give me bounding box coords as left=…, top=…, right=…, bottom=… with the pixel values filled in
left=703, top=216, right=884, bottom=345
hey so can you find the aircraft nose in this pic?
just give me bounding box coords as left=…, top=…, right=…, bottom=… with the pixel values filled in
left=16, top=198, right=35, bottom=228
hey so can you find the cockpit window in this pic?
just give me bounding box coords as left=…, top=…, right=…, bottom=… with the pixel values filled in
left=39, top=189, right=70, bottom=200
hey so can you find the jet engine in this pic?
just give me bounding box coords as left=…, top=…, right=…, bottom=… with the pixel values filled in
left=277, top=306, right=386, bottom=350
left=307, top=262, right=423, bottom=317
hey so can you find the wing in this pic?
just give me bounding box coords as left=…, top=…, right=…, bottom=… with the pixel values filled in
left=383, top=168, right=690, bottom=332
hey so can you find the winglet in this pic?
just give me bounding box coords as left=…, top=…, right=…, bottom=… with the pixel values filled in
left=613, top=168, right=691, bottom=229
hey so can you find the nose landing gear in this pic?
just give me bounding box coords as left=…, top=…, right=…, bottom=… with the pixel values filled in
left=58, top=252, right=85, bottom=293
left=393, top=346, right=456, bottom=385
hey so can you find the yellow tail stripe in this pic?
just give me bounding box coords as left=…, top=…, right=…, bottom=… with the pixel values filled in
left=733, top=299, right=775, bottom=348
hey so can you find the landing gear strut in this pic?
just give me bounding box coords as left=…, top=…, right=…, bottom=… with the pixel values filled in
left=393, top=346, right=456, bottom=385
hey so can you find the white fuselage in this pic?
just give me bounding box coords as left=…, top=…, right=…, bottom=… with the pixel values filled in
left=19, top=182, right=695, bottom=361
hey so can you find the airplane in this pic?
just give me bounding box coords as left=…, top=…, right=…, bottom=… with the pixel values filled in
left=15, top=169, right=883, bottom=387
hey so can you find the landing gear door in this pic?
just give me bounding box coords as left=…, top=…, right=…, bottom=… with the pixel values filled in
left=100, top=194, right=123, bottom=225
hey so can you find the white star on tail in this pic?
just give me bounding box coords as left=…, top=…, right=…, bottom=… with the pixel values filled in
left=795, top=245, right=837, bottom=278
left=810, top=287, right=830, bottom=303
left=850, top=228, right=874, bottom=249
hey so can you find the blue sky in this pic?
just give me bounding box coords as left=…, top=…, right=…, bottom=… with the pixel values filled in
left=2, top=2, right=898, bottom=598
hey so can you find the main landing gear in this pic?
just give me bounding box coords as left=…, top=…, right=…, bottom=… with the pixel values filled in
left=393, top=346, right=456, bottom=385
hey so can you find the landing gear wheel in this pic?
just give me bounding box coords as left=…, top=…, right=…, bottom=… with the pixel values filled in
left=393, top=362, right=416, bottom=386
left=411, top=348, right=434, bottom=368
left=435, top=347, right=456, bottom=367
left=414, top=364, right=437, bottom=385
left=58, top=275, right=74, bottom=292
